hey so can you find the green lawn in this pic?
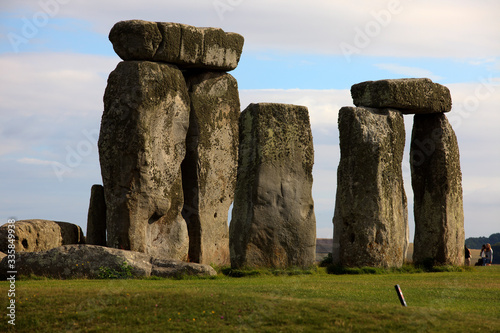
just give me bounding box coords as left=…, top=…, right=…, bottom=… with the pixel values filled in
left=1, top=266, right=499, bottom=332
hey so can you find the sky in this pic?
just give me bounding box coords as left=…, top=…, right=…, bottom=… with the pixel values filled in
left=1, top=0, right=499, bottom=241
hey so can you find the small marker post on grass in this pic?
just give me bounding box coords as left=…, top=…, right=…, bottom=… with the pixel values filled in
left=394, top=284, right=407, bottom=307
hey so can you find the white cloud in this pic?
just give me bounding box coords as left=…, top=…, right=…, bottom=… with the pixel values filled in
left=374, top=63, right=442, bottom=81
left=239, top=88, right=351, bottom=138
left=317, top=227, right=333, bottom=239
left=17, top=157, right=55, bottom=166
left=0, top=53, right=118, bottom=164
left=4, top=0, right=500, bottom=58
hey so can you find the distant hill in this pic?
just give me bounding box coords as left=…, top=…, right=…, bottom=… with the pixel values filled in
left=316, top=238, right=333, bottom=253
left=465, top=233, right=500, bottom=249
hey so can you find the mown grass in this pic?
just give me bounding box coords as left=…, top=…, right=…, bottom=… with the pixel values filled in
left=1, top=266, right=499, bottom=332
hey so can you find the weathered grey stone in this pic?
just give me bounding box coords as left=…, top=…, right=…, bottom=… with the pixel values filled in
left=0, top=219, right=84, bottom=253
left=351, top=78, right=452, bottom=114
left=86, top=184, right=106, bottom=246
left=151, top=258, right=217, bottom=277
left=109, top=20, right=244, bottom=71
left=98, top=61, right=190, bottom=260
left=230, top=103, right=316, bottom=269
left=410, top=113, right=465, bottom=266
left=109, top=20, right=162, bottom=61
left=182, top=72, right=240, bottom=265
left=199, top=28, right=243, bottom=71
left=332, top=107, right=408, bottom=268
left=0, top=244, right=216, bottom=279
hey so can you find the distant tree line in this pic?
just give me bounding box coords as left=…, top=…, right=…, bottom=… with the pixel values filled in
left=465, top=233, right=500, bottom=249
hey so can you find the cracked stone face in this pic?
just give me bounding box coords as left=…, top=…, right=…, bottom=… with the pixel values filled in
left=109, top=20, right=244, bottom=71
left=351, top=78, right=452, bottom=114
left=182, top=71, right=240, bottom=266
left=98, top=61, right=190, bottom=260
left=229, top=103, right=316, bottom=269
left=332, top=106, right=409, bottom=268
left=410, top=113, right=465, bottom=266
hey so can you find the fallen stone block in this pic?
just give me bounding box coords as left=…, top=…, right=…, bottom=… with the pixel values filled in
left=0, top=219, right=84, bottom=253
left=0, top=244, right=216, bottom=279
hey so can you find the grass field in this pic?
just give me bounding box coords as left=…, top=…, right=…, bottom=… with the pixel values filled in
left=1, top=266, right=499, bottom=332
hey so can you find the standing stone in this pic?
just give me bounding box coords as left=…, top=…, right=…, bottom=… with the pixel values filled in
left=98, top=61, right=190, bottom=260
left=109, top=20, right=244, bottom=71
left=230, top=103, right=316, bottom=268
left=182, top=72, right=240, bottom=265
left=410, top=113, right=464, bottom=266
left=86, top=184, right=107, bottom=246
left=351, top=78, right=452, bottom=114
left=332, top=107, right=408, bottom=268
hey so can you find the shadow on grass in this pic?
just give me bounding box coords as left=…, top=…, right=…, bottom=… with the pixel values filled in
left=220, top=266, right=318, bottom=278
left=326, top=263, right=475, bottom=275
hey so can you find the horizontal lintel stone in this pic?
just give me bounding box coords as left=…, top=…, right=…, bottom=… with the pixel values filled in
left=109, top=20, right=244, bottom=71
left=351, top=78, right=452, bottom=114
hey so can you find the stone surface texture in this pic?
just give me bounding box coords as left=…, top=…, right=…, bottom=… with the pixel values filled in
left=0, top=219, right=84, bottom=253
left=150, top=257, right=217, bottom=278
left=98, top=60, right=190, bottom=260
left=351, top=78, right=452, bottom=114
left=86, top=184, right=107, bottom=246
left=230, top=103, right=316, bottom=268
left=109, top=20, right=244, bottom=71
left=410, top=113, right=465, bottom=266
left=332, top=107, right=408, bottom=268
left=182, top=71, right=240, bottom=265
left=0, top=245, right=216, bottom=279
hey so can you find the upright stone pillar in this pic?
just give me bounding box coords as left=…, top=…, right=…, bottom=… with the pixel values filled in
left=332, top=106, right=408, bottom=268
left=98, top=61, right=190, bottom=260
left=230, top=103, right=316, bottom=268
left=345, top=78, right=464, bottom=267
left=410, top=113, right=465, bottom=266
left=182, top=71, right=240, bottom=265
left=86, top=184, right=107, bottom=246
left=99, top=20, right=244, bottom=261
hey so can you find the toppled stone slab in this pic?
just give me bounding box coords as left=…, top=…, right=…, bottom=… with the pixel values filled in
left=351, top=78, right=452, bottom=114
left=230, top=103, right=316, bottom=269
left=0, top=219, right=84, bottom=253
left=109, top=20, right=244, bottom=71
left=86, top=184, right=107, bottom=246
left=182, top=71, right=240, bottom=266
left=99, top=60, right=190, bottom=260
left=410, top=113, right=465, bottom=266
left=151, top=258, right=216, bottom=278
left=0, top=245, right=216, bottom=279
left=332, top=107, right=408, bottom=268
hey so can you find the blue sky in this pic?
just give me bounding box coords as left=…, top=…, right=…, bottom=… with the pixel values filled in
left=1, top=0, right=499, bottom=240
